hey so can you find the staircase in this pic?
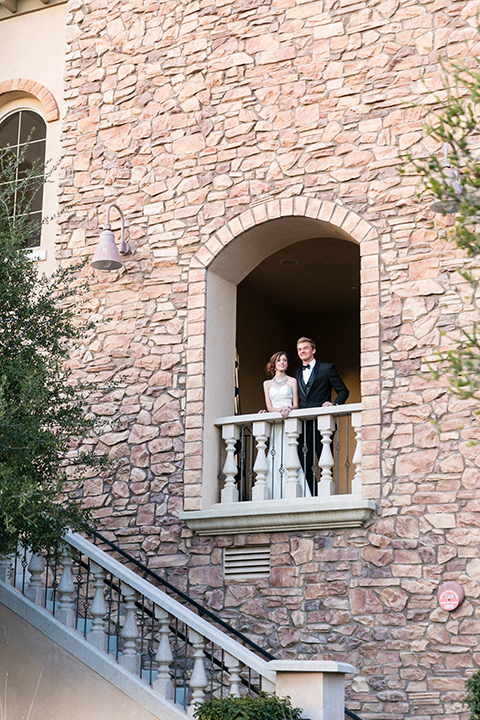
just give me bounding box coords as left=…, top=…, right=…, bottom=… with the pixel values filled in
left=0, top=531, right=356, bottom=720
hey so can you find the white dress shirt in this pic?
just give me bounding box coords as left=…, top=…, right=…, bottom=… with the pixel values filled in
left=302, top=358, right=316, bottom=384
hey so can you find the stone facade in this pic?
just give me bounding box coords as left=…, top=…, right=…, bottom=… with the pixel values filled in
left=44, top=0, right=480, bottom=718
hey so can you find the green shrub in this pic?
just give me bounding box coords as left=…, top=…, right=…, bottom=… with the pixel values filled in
left=465, top=671, right=480, bottom=720
left=193, top=693, right=302, bottom=720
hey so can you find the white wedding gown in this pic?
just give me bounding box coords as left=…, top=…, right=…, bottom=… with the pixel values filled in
left=265, top=384, right=310, bottom=499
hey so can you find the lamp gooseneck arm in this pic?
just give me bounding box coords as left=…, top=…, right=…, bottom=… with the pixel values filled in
left=105, top=203, right=131, bottom=255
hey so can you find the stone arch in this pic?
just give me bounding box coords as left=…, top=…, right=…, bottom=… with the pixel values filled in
left=190, top=198, right=377, bottom=271
left=183, top=198, right=380, bottom=512
left=0, top=79, right=59, bottom=121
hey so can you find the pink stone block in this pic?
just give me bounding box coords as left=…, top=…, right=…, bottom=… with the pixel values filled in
left=330, top=205, right=349, bottom=228
left=252, top=204, right=269, bottom=224
left=317, top=200, right=335, bottom=223
left=292, top=196, right=308, bottom=216
left=305, top=197, right=322, bottom=219
left=266, top=199, right=281, bottom=219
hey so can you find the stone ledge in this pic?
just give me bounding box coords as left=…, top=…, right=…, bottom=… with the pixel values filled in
left=180, top=497, right=376, bottom=536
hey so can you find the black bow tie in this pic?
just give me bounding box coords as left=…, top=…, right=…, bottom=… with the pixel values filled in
left=303, top=364, right=310, bottom=370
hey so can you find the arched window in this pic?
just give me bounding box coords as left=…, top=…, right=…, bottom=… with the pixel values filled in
left=0, top=109, right=46, bottom=247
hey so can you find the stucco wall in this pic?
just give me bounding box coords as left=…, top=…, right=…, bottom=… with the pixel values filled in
left=0, top=603, right=166, bottom=720
left=0, top=1, right=67, bottom=274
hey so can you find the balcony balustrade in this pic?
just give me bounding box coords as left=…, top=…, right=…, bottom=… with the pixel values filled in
left=181, top=403, right=375, bottom=535
left=216, top=404, right=362, bottom=504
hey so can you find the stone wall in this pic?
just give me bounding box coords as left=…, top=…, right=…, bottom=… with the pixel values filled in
left=57, top=0, right=480, bottom=718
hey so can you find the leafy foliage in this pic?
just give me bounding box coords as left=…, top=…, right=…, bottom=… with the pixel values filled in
left=193, top=693, right=302, bottom=720
left=0, top=145, right=100, bottom=556
left=412, top=55, right=480, bottom=409
left=465, top=670, right=480, bottom=720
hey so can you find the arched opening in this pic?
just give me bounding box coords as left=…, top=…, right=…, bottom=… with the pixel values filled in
left=201, top=214, right=362, bottom=508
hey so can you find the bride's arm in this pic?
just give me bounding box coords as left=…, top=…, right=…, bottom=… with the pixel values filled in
left=291, top=378, right=299, bottom=410
left=263, top=380, right=275, bottom=412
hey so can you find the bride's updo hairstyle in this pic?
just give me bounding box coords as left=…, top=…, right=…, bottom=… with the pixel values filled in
left=265, top=351, right=289, bottom=378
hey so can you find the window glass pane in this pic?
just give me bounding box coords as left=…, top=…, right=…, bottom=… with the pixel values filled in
left=0, top=113, right=20, bottom=148
left=19, top=140, right=46, bottom=178
left=22, top=179, right=44, bottom=213
left=0, top=148, right=18, bottom=184
left=0, top=184, right=16, bottom=215
left=24, top=221, right=41, bottom=248
left=19, top=110, right=46, bottom=144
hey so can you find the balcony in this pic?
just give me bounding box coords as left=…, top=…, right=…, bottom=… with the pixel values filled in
left=181, top=404, right=376, bottom=535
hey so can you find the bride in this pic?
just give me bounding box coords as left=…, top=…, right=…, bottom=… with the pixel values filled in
left=262, top=351, right=309, bottom=499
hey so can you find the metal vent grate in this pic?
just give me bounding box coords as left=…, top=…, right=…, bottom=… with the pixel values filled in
left=224, top=545, right=271, bottom=580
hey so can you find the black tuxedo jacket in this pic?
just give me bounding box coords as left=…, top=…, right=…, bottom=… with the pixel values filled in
left=294, top=362, right=349, bottom=409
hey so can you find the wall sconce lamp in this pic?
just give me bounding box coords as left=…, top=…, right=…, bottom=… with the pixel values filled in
left=90, top=203, right=132, bottom=270
left=430, top=142, right=462, bottom=214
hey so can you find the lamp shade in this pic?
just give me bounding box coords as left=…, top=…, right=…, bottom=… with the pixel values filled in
left=90, top=228, right=123, bottom=270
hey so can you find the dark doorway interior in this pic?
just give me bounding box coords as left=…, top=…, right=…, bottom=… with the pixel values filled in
left=236, top=236, right=360, bottom=414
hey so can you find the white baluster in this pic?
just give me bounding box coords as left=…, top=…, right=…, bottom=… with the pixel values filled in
left=88, top=562, right=107, bottom=651
left=225, top=653, right=242, bottom=697
left=188, top=630, right=208, bottom=716
left=221, top=424, right=240, bottom=504
left=317, top=415, right=335, bottom=496
left=284, top=417, right=302, bottom=498
left=153, top=606, right=174, bottom=700
left=119, top=584, right=139, bottom=674
left=0, top=555, right=12, bottom=584
left=26, top=553, right=44, bottom=606
left=57, top=547, right=75, bottom=628
left=351, top=411, right=362, bottom=496
left=251, top=420, right=271, bottom=501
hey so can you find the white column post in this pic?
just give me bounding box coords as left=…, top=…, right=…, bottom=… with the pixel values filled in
left=267, top=660, right=356, bottom=720
left=221, top=423, right=240, bottom=504
left=57, top=547, right=75, bottom=627
left=0, top=555, right=12, bottom=584
left=317, top=414, right=335, bottom=496
left=153, top=606, right=174, bottom=700
left=251, top=420, right=271, bottom=501
left=351, top=411, right=362, bottom=496
left=284, top=416, right=302, bottom=498
left=88, top=561, right=107, bottom=651
left=26, top=553, right=45, bottom=606
left=119, top=584, right=140, bottom=674
left=188, top=630, right=208, bottom=716
left=225, top=653, right=242, bottom=697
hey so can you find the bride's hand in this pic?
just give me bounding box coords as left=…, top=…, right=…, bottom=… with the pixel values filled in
left=280, top=406, right=291, bottom=418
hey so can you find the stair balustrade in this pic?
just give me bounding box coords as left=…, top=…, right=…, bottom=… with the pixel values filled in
left=0, top=531, right=359, bottom=720
left=1, top=531, right=276, bottom=711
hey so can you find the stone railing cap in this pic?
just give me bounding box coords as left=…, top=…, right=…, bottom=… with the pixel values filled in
left=267, top=660, right=356, bottom=674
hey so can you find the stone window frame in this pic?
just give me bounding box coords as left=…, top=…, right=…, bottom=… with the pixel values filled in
left=180, top=197, right=381, bottom=533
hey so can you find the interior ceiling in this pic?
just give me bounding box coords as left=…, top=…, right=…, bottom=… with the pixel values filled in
left=238, top=237, right=360, bottom=313
left=210, top=216, right=356, bottom=284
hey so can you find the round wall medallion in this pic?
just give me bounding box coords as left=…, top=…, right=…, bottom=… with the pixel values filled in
left=437, top=581, right=465, bottom=611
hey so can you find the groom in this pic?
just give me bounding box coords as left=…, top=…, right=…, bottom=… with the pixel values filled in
left=294, top=336, right=349, bottom=495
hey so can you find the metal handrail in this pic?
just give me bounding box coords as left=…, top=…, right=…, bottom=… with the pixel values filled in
left=345, top=709, right=364, bottom=719
left=89, top=528, right=275, bottom=661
